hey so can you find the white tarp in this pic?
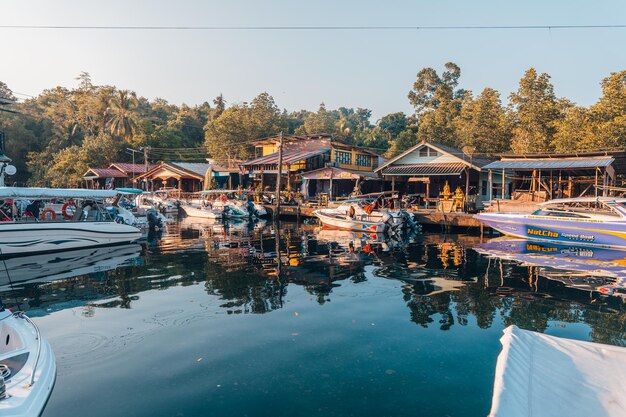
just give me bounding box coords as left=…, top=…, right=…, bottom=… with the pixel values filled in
left=0, top=187, right=118, bottom=199
left=490, top=325, right=626, bottom=417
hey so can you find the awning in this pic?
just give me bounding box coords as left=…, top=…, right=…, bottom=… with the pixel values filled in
left=242, top=148, right=330, bottom=168
left=301, top=167, right=380, bottom=181
left=381, top=163, right=467, bottom=176
left=0, top=187, right=118, bottom=199
left=483, top=157, right=614, bottom=170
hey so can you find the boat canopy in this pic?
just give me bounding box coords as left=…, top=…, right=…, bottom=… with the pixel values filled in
left=0, top=187, right=118, bottom=199
left=540, top=197, right=626, bottom=205
left=489, top=325, right=626, bottom=417
left=115, top=188, right=144, bottom=195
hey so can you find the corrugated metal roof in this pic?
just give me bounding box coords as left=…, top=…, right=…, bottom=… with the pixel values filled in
left=242, top=148, right=330, bottom=167
left=381, top=163, right=467, bottom=176
left=301, top=167, right=380, bottom=180
left=483, top=157, right=615, bottom=170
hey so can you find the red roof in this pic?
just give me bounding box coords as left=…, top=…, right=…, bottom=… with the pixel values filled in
left=109, top=163, right=155, bottom=174
left=84, top=168, right=128, bottom=178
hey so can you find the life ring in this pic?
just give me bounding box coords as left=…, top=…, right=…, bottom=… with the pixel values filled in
left=62, top=201, right=77, bottom=219
left=40, top=208, right=56, bottom=221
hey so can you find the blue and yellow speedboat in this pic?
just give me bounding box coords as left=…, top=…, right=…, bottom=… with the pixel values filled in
left=475, top=197, right=626, bottom=249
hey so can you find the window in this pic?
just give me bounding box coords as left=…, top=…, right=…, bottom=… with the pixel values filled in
left=335, top=151, right=352, bottom=165
left=355, top=154, right=372, bottom=167
left=430, top=150, right=440, bottom=156
left=419, top=147, right=429, bottom=157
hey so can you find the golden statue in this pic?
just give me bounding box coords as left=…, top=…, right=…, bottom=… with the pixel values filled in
left=441, top=181, right=452, bottom=200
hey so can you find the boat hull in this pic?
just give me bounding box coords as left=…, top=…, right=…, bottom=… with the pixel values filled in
left=315, top=210, right=387, bottom=233
left=475, top=213, right=626, bottom=249
left=0, top=311, right=56, bottom=417
left=0, top=222, right=141, bottom=258
left=181, top=205, right=223, bottom=219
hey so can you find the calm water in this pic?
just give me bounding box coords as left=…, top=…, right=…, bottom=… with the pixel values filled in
left=2, top=219, right=625, bottom=417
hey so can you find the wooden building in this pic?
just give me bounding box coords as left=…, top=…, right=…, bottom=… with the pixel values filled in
left=133, top=161, right=240, bottom=194
left=83, top=163, right=155, bottom=189
left=482, top=151, right=626, bottom=202
left=240, top=134, right=383, bottom=197
left=375, top=141, right=494, bottom=208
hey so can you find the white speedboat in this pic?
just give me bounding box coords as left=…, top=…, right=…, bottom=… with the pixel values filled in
left=0, top=187, right=141, bottom=257
left=475, top=197, right=626, bottom=249
left=331, top=198, right=419, bottom=231
left=314, top=209, right=389, bottom=233
left=0, top=308, right=56, bottom=417
left=180, top=203, right=223, bottom=219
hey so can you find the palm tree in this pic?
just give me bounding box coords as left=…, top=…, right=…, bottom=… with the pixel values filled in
left=107, top=90, right=139, bottom=141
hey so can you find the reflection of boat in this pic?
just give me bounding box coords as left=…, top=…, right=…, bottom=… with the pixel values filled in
left=474, top=237, right=626, bottom=294
left=0, top=244, right=142, bottom=289
left=475, top=197, right=626, bottom=248
left=0, top=187, right=141, bottom=257
left=314, top=209, right=388, bottom=233
left=490, top=325, right=626, bottom=417
left=0, top=308, right=56, bottom=416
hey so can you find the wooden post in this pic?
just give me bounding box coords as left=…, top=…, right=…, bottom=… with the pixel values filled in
left=391, top=176, right=396, bottom=192
left=275, top=131, right=284, bottom=218
left=502, top=168, right=506, bottom=199
left=465, top=167, right=470, bottom=198
left=595, top=167, right=599, bottom=197
left=488, top=169, right=493, bottom=202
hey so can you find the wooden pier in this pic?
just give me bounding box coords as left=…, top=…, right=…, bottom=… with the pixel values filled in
left=264, top=204, right=483, bottom=229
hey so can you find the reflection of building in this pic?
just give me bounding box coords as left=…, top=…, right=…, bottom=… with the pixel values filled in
left=240, top=134, right=384, bottom=198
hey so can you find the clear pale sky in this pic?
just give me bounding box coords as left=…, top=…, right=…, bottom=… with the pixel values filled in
left=1, top=0, right=625, bottom=120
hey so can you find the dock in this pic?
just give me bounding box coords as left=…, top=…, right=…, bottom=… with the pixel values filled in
left=264, top=205, right=483, bottom=229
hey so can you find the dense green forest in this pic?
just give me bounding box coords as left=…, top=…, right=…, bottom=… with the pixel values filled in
left=1, top=64, right=625, bottom=186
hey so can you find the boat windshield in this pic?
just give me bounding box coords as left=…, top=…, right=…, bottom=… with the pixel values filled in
left=531, top=208, right=590, bottom=218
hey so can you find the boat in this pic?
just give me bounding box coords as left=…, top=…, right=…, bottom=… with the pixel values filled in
left=180, top=202, right=223, bottom=219
left=0, top=187, right=141, bottom=257
left=325, top=198, right=420, bottom=234
left=0, top=306, right=56, bottom=417
left=490, top=325, right=626, bottom=417
left=475, top=197, right=626, bottom=248
left=314, top=209, right=388, bottom=233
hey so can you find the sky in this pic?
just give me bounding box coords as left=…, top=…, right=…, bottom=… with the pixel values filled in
left=1, top=0, right=626, bottom=120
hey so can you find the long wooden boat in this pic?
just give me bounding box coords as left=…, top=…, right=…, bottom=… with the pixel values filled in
left=314, top=209, right=388, bottom=233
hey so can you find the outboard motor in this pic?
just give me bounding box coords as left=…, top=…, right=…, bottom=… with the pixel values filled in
left=146, top=208, right=163, bottom=231
left=246, top=201, right=258, bottom=218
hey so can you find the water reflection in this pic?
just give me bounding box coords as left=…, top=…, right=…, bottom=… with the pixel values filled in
left=0, top=220, right=624, bottom=346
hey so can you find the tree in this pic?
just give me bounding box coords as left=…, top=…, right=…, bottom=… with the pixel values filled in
left=0, top=81, right=16, bottom=101
left=408, top=62, right=461, bottom=114
left=211, top=94, right=226, bottom=121
left=204, top=92, right=284, bottom=161
left=455, top=88, right=512, bottom=154
left=298, top=103, right=340, bottom=135
left=107, top=90, right=139, bottom=142
left=509, top=68, right=568, bottom=154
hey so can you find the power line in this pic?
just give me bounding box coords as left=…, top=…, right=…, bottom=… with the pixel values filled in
left=0, top=24, right=625, bottom=31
